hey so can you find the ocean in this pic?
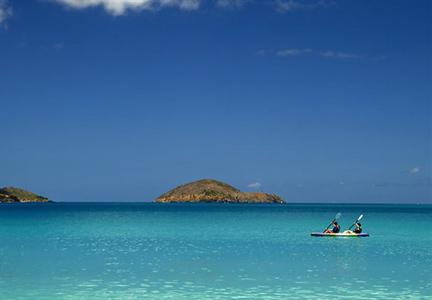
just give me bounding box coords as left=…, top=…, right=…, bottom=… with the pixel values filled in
left=0, top=203, right=431, bottom=299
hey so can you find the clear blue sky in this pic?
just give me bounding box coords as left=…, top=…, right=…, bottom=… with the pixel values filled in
left=1, top=0, right=431, bottom=203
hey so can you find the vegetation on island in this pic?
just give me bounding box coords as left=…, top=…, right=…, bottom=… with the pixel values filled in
left=155, top=179, right=284, bottom=204
left=0, top=187, right=50, bottom=203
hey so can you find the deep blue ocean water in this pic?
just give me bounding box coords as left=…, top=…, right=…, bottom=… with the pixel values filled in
left=0, top=203, right=431, bottom=299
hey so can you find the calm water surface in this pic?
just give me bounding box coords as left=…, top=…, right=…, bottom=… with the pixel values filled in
left=0, top=203, right=431, bottom=299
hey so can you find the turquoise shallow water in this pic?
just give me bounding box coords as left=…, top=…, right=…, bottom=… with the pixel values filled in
left=0, top=203, right=431, bottom=299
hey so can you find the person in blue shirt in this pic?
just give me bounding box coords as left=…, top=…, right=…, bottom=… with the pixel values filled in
left=325, top=221, right=340, bottom=233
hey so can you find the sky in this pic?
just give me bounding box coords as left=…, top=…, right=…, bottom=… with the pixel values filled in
left=0, top=0, right=431, bottom=203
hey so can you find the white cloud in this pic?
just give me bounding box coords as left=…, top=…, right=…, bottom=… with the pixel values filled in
left=409, top=167, right=420, bottom=175
left=277, top=48, right=312, bottom=56
left=275, top=0, right=303, bottom=12
left=216, top=0, right=250, bottom=8
left=248, top=182, right=262, bottom=190
left=320, top=50, right=359, bottom=59
left=275, top=0, right=334, bottom=13
left=273, top=48, right=359, bottom=60
left=53, top=0, right=200, bottom=15
left=0, top=0, right=12, bottom=26
left=53, top=42, right=65, bottom=50
left=50, top=0, right=337, bottom=14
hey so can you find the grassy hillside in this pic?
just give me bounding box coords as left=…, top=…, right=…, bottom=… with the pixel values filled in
left=156, top=179, right=284, bottom=204
left=0, top=187, right=50, bottom=203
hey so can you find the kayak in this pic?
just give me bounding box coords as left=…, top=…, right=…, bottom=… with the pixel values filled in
left=311, top=231, right=370, bottom=237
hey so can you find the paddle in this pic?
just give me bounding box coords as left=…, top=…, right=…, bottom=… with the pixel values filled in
left=323, top=212, right=341, bottom=233
left=348, top=214, right=364, bottom=230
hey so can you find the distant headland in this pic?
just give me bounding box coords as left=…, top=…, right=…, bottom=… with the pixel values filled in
left=155, top=179, right=284, bottom=204
left=0, top=187, right=51, bottom=203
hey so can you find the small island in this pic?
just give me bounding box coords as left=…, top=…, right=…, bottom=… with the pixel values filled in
left=0, top=187, right=51, bottom=203
left=155, top=179, right=284, bottom=204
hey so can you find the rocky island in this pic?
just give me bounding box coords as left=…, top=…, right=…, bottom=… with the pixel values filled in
left=0, top=187, right=51, bottom=203
left=155, top=179, right=284, bottom=204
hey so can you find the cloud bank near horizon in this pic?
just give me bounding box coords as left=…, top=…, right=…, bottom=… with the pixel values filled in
left=409, top=167, right=421, bottom=175
left=248, top=182, right=262, bottom=190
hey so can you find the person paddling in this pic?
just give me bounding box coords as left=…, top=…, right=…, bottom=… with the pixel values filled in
left=344, top=214, right=364, bottom=235
left=353, top=222, right=362, bottom=234
left=325, top=221, right=340, bottom=233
